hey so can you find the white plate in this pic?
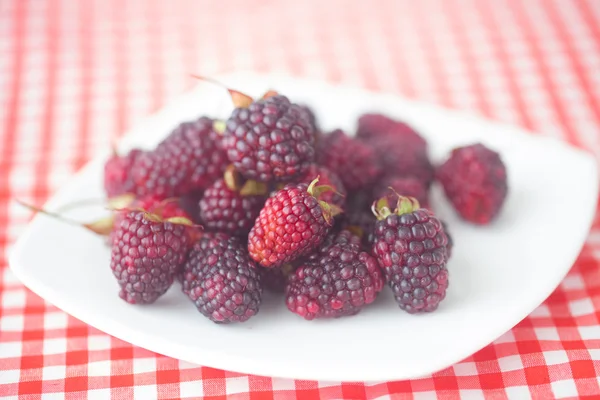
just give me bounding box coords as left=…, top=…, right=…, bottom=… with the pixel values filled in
left=10, top=72, right=598, bottom=382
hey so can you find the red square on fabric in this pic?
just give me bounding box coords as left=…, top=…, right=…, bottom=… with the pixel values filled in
left=64, top=376, right=87, bottom=392
left=525, top=366, right=550, bottom=385
left=478, top=373, right=505, bottom=390
left=156, top=369, right=180, bottom=384
left=18, top=380, right=42, bottom=395
left=66, top=350, right=88, bottom=365
left=20, top=355, right=43, bottom=369
left=21, top=329, right=44, bottom=341
left=386, top=380, right=412, bottom=394
left=571, top=360, right=596, bottom=379
left=433, top=375, right=459, bottom=391
left=110, top=374, right=134, bottom=388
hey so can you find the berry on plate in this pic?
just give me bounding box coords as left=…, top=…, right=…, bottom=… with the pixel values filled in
left=131, top=116, right=228, bottom=198
left=261, top=263, right=296, bottom=293
left=110, top=210, right=194, bottom=305
left=104, top=148, right=144, bottom=197
left=248, top=178, right=341, bottom=268
left=222, top=93, right=316, bottom=182
left=436, top=143, right=508, bottom=224
left=182, top=233, right=262, bottom=323
left=317, top=129, right=381, bottom=192
left=199, top=167, right=267, bottom=236
left=372, top=195, right=449, bottom=313
left=285, top=229, right=384, bottom=320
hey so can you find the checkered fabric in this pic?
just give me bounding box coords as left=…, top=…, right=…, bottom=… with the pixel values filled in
left=1, top=0, right=599, bottom=398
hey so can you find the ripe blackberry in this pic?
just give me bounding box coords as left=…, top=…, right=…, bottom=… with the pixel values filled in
left=222, top=95, right=315, bottom=182
left=373, top=176, right=430, bottom=209
left=285, top=229, right=384, bottom=320
left=436, top=143, right=508, bottom=224
left=372, top=196, right=449, bottom=313
left=317, top=129, right=381, bottom=192
left=248, top=179, right=340, bottom=268
left=111, top=210, right=192, bottom=304
left=131, top=117, right=228, bottom=198
left=104, top=149, right=143, bottom=197
left=261, top=263, right=296, bottom=292
left=300, top=164, right=346, bottom=208
left=357, top=114, right=427, bottom=154
left=199, top=168, right=267, bottom=236
left=182, top=233, right=262, bottom=323
left=369, top=136, right=434, bottom=186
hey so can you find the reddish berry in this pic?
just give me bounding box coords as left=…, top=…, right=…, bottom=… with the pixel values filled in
left=357, top=114, right=428, bottom=154
left=222, top=95, right=315, bottom=182
left=182, top=233, right=262, bottom=323
left=199, top=173, right=267, bottom=236
left=372, top=196, right=449, bottom=313
left=300, top=164, right=346, bottom=208
left=104, top=149, right=143, bottom=197
left=373, top=176, right=430, bottom=209
left=111, top=211, right=192, bottom=304
left=317, top=129, right=381, bottom=192
left=370, top=136, right=434, bottom=186
left=441, top=220, right=454, bottom=259
left=131, top=117, right=228, bottom=198
left=248, top=180, right=339, bottom=268
left=285, top=229, right=384, bottom=320
left=437, top=143, right=507, bottom=224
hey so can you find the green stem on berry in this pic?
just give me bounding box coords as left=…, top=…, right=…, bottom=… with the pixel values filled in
left=239, top=180, right=268, bottom=196
left=307, top=176, right=343, bottom=225
left=213, top=120, right=226, bottom=135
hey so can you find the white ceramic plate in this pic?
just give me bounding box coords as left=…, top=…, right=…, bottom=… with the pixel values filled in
left=10, top=72, right=598, bottom=382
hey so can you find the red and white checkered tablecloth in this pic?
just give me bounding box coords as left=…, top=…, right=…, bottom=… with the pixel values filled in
left=1, top=0, right=599, bottom=398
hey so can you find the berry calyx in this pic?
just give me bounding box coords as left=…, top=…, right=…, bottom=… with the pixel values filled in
left=371, top=194, right=421, bottom=221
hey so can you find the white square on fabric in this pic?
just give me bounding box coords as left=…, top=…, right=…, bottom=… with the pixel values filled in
left=180, top=380, right=204, bottom=398
left=225, top=376, right=250, bottom=395
left=498, top=355, right=524, bottom=372
left=542, top=350, right=569, bottom=366
left=505, top=386, right=532, bottom=400
left=551, top=380, right=578, bottom=398
left=453, top=362, right=478, bottom=376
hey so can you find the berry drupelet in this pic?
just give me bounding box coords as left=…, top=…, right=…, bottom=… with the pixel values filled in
left=285, top=229, right=384, bottom=320
left=436, top=143, right=508, bottom=224
left=372, top=196, right=449, bottom=313
left=131, top=116, right=228, bottom=199
left=248, top=178, right=341, bottom=268
left=182, top=233, right=262, bottom=323
left=222, top=94, right=316, bottom=182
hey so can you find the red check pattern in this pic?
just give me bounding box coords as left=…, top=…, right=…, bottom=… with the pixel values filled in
left=1, top=0, right=600, bottom=398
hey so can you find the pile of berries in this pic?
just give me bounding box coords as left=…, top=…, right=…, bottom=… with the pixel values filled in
left=95, top=83, right=508, bottom=324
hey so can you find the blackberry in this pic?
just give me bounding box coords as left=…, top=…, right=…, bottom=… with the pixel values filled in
left=285, top=229, right=384, bottom=320
left=248, top=179, right=339, bottom=268
left=199, top=168, right=267, bottom=236
left=317, top=129, right=381, bottom=192
left=370, top=136, right=434, bottom=186
left=372, top=196, right=449, bottom=313
left=131, top=116, right=228, bottom=198
left=111, top=210, right=192, bottom=304
left=223, top=95, right=315, bottom=182
left=182, top=233, right=262, bottom=323
left=436, top=143, right=507, bottom=224
left=104, top=149, right=143, bottom=197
